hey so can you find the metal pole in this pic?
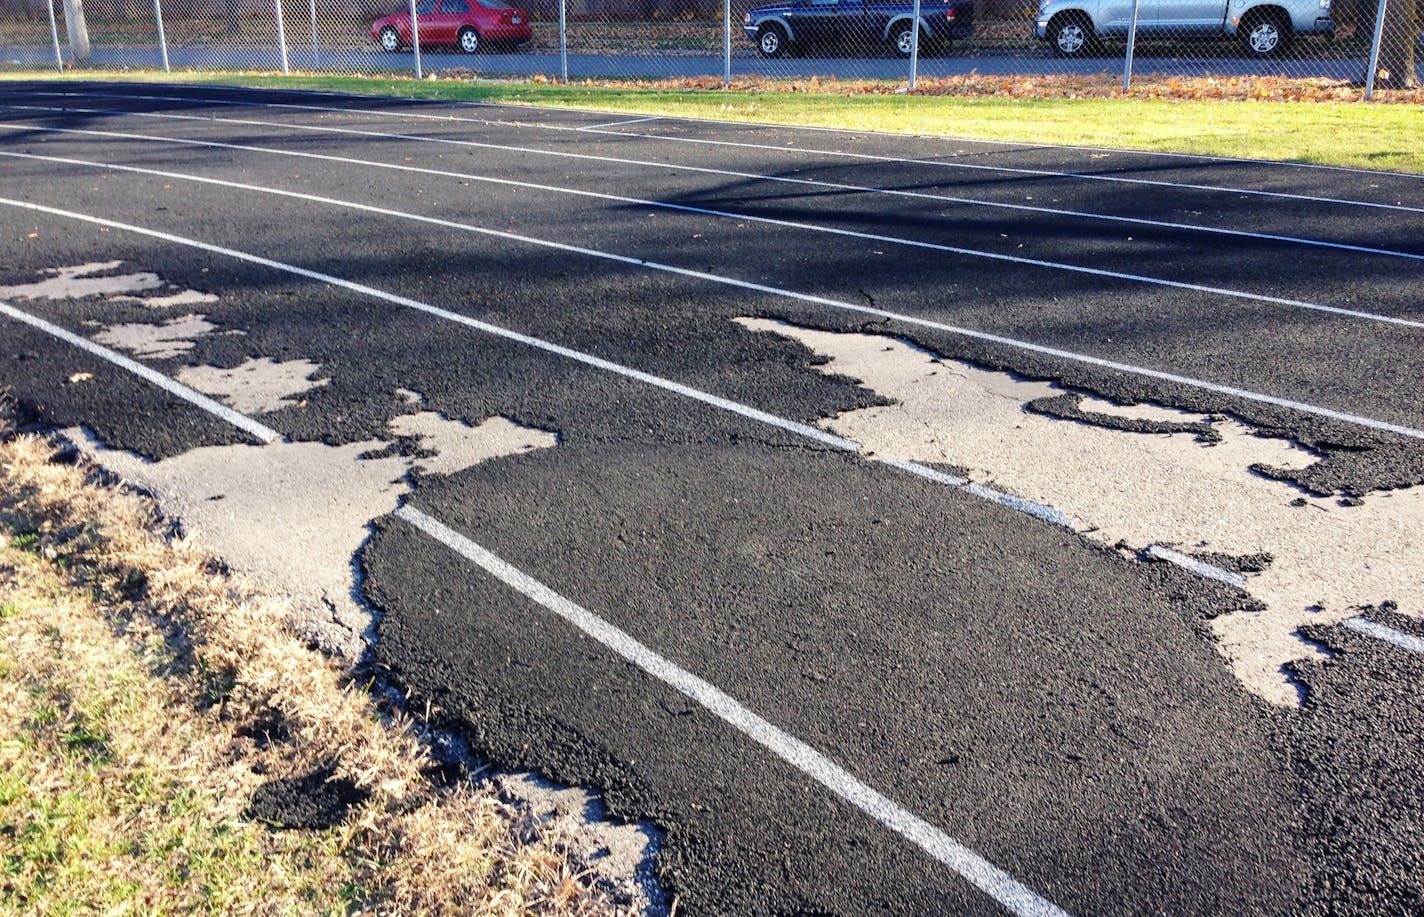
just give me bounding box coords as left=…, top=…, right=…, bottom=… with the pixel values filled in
left=408, top=0, right=423, bottom=79
left=61, top=0, right=90, bottom=61
left=1364, top=0, right=1388, bottom=99
left=723, top=0, right=731, bottom=88
left=1123, top=0, right=1141, bottom=90
left=908, top=0, right=921, bottom=90
left=46, top=0, right=64, bottom=72
left=154, top=0, right=170, bottom=72
left=309, top=0, right=320, bottom=67
left=275, top=0, right=290, bottom=72
left=558, top=0, right=568, bottom=84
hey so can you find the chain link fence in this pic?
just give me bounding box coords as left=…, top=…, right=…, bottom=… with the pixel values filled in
left=3, top=0, right=1419, bottom=93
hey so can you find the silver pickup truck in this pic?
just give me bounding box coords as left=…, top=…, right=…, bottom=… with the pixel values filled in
left=1034, top=0, right=1333, bottom=57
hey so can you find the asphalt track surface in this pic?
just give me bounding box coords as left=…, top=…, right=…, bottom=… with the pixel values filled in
left=2, top=81, right=1424, bottom=914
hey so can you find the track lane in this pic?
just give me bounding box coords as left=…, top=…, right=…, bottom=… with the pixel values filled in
left=8, top=107, right=1424, bottom=320
left=4, top=137, right=1424, bottom=479
left=2, top=82, right=1424, bottom=911
left=9, top=96, right=1424, bottom=268
left=15, top=86, right=1424, bottom=252
left=0, top=209, right=1312, bottom=916
left=23, top=82, right=1424, bottom=210
left=0, top=209, right=1310, bottom=917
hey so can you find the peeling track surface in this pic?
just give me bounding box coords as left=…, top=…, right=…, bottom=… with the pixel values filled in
left=2, top=81, right=1423, bottom=915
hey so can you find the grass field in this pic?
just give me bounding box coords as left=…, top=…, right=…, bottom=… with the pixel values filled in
left=0, top=422, right=612, bottom=915
left=3, top=69, right=1421, bottom=173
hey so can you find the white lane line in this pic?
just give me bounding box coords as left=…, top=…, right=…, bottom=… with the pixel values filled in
left=1144, top=545, right=1247, bottom=590
left=580, top=126, right=1424, bottom=217
left=0, top=196, right=1086, bottom=534
left=1342, top=617, right=1424, bottom=657
left=579, top=115, right=662, bottom=130
left=9, top=103, right=1421, bottom=268
left=393, top=503, right=1070, bottom=917
left=0, top=298, right=281, bottom=444
left=0, top=194, right=859, bottom=451
left=0, top=255, right=1062, bottom=917
left=5, top=164, right=1423, bottom=445
left=43, top=83, right=1424, bottom=181
left=26, top=89, right=1423, bottom=216
left=11, top=124, right=1422, bottom=334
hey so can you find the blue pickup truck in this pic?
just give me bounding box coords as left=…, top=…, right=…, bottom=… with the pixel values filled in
left=744, top=0, right=974, bottom=57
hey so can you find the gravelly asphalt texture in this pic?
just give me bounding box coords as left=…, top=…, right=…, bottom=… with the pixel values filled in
left=2, top=82, right=1422, bottom=915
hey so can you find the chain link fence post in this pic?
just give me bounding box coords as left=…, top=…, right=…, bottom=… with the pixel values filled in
left=46, top=0, right=65, bottom=71
left=60, top=0, right=89, bottom=61
left=1364, top=0, right=1389, bottom=98
left=408, top=0, right=422, bottom=78
left=1123, top=0, right=1141, bottom=89
left=153, top=0, right=170, bottom=72
left=309, top=0, right=320, bottom=68
left=559, top=0, right=568, bottom=84
left=909, top=0, right=921, bottom=89
left=724, top=0, right=732, bottom=88
left=274, top=0, right=290, bottom=72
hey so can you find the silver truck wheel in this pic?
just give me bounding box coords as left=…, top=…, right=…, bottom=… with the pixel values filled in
left=757, top=24, right=787, bottom=57
left=1242, top=16, right=1284, bottom=56
left=1050, top=18, right=1090, bottom=57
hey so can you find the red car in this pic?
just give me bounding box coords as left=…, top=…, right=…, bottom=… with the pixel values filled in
left=371, top=0, right=532, bottom=53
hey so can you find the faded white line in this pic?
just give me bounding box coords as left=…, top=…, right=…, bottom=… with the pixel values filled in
left=0, top=193, right=858, bottom=454
left=580, top=126, right=1424, bottom=217
left=1145, top=544, right=1247, bottom=590
left=0, top=196, right=1090, bottom=539
left=12, top=121, right=1422, bottom=332
left=0, top=244, right=1059, bottom=916
left=4, top=167, right=1422, bottom=444
left=1342, top=617, right=1424, bottom=656
left=579, top=115, right=662, bottom=130
left=10, top=179, right=1419, bottom=699
left=393, top=503, right=1070, bottom=917
left=26, top=89, right=1423, bottom=216
left=10, top=99, right=1424, bottom=265
left=39, top=83, right=1424, bottom=181
left=0, top=298, right=281, bottom=444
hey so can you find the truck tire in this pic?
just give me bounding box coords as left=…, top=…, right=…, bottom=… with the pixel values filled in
left=1048, top=13, right=1094, bottom=57
left=1240, top=9, right=1292, bottom=57
left=756, top=23, right=789, bottom=57
left=890, top=21, right=927, bottom=57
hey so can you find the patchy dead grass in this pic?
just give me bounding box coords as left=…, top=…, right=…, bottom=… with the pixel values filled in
left=522, top=71, right=1424, bottom=103
left=0, top=415, right=615, bottom=915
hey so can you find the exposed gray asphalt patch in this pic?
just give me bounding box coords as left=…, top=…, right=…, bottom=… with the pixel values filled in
left=6, top=83, right=1424, bottom=913
left=8, top=121, right=1424, bottom=335
left=5, top=162, right=1424, bottom=461
left=0, top=298, right=280, bottom=444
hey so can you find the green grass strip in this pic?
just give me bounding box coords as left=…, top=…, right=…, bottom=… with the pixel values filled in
left=3, top=69, right=1423, bottom=174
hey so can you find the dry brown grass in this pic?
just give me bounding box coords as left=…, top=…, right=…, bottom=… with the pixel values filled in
left=0, top=416, right=617, bottom=915
left=542, top=71, right=1424, bottom=103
